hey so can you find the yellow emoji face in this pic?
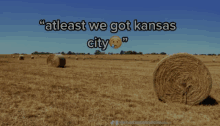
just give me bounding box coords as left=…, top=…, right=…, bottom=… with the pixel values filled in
left=109, top=36, right=122, bottom=49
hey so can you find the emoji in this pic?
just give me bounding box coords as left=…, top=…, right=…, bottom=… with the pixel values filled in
left=109, top=36, right=122, bottom=49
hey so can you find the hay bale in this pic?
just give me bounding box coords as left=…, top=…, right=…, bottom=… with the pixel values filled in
left=18, top=55, right=24, bottom=60
left=31, top=56, right=34, bottom=59
left=47, top=54, right=66, bottom=67
left=75, top=57, right=78, bottom=60
left=153, top=53, right=212, bottom=105
left=83, top=57, right=85, bottom=60
left=68, top=56, right=70, bottom=58
left=12, top=56, right=15, bottom=58
left=213, top=59, right=215, bottom=62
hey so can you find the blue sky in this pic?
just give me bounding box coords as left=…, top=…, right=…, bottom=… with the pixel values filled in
left=0, top=0, right=220, bottom=54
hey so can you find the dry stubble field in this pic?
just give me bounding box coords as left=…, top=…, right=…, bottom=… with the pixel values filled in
left=0, top=54, right=220, bottom=126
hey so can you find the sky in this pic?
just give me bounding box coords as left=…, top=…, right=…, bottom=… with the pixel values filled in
left=0, top=0, right=220, bottom=55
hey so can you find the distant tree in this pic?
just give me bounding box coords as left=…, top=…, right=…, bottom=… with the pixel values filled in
left=58, top=52, right=61, bottom=54
left=120, top=50, right=124, bottom=55
left=61, top=51, right=65, bottom=55
left=33, top=51, right=38, bottom=54
left=67, top=51, right=72, bottom=55
left=132, top=51, right=137, bottom=54
left=138, top=52, right=143, bottom=55
left=160, top=52, right=166, bottom=55
left=125, top=51, right=132, bottom=54
left=151, top=52, right=157, bottom=55
left=94, top=50, right=101, bottom=55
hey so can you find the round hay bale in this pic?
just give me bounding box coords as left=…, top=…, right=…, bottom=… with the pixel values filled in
left=153, top=53, right=212, bottom=105
left=68, top=56, right=70, bottom=58
left=75, top=57, right=78, bottom=60
left=18, top=55, right=24, bottom=60
left=31, top=56, right=34, bottom=59
left=212, top=59, right=215, bottom=62
left=47, top=54, right=66, bottom=67
left=83, top=57, right=85, bottom=60
left=12, top=56, right=15, bottom=58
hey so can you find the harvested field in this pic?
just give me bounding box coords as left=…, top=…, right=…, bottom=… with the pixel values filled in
left=0, top=54, right=220, bottom=125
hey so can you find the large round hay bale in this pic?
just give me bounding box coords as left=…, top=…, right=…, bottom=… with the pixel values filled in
left=18, top=55, right=24, bottom=60
left=75, top=57, right=78, bottom=60
left=153, top=53, right=212, bottom=105
left=47, top=54, right=66, bottom=67
left=31, top=56, right=34, bottom=59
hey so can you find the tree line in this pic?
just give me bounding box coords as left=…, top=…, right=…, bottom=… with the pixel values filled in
left=13, top=51, right=220, bottom=56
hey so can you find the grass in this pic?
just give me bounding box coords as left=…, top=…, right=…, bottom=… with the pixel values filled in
left=0, top=54, right=219, bottom=125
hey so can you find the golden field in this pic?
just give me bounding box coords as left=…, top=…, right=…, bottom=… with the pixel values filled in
left=0, top=54, right=220, bottom=126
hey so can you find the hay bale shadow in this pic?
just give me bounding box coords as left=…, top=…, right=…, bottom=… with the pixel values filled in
left=158, top=96, right=218, bottom=106
left=199, top=96, right=218, bottom=106
left=56, top=66, right=70, bottom=68
left=60, top=66, right=70, bottom=68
